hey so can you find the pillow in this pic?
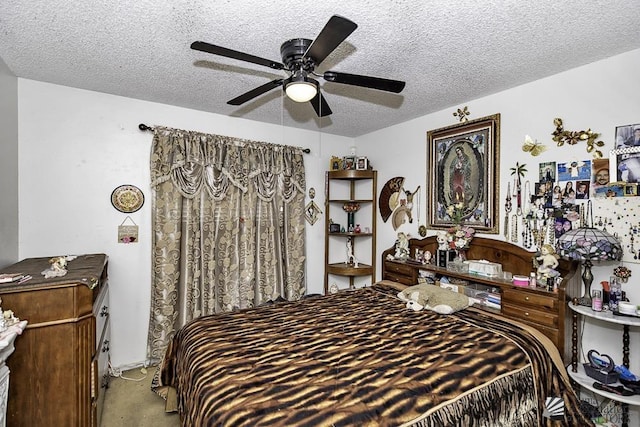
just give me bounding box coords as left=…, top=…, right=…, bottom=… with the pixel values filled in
left=397, top=284, right=472, bottom=314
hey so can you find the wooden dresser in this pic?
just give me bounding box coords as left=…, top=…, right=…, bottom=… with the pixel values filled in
left=382, top=237, right=581, bottom=362
left=0, top=254, right=110, bottom=427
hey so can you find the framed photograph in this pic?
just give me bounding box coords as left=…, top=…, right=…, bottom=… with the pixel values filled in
left=615, top=123, right=640, bottom=147
left=329, top=156, right=343, bottom=171
left=575, top=180, right=590, bottom=199
left=539, top=162, right=556, bottom=182
left=343, top=156, right=356, bottom=170
left=557, top=160, right=591, bottom=182
left=356, top=156, right=368, bottom=170
left=427, top=114, right=500, bottom=233
left=610, top=146, right=640, bottom=183
left=591, top=157, right=610, bottom=197
left=624, top=183, right=638, bottom=196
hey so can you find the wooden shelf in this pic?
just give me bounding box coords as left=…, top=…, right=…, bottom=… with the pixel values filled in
left=324, top=170, right=377, bottom=293
left=327, top=169, right=375, bottom=180
left=567, top=363, right=640, bottom=407
left=326, top=263, right=374, bottom=276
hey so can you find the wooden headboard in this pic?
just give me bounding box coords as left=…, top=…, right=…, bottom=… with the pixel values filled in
left=381, top=235, right=581, bottom=362
left=381, top=235, right=577, bottom=279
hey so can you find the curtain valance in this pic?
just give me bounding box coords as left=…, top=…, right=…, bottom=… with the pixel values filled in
left=150, top=126, right=306, bottom=201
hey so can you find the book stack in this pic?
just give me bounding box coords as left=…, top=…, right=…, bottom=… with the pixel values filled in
left=0, top=272, right=32, bottom=285
left=484, top=291, right=501, bottom=310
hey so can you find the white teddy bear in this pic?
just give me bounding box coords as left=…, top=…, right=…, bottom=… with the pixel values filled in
left=436, top=231, right=450, bottom=251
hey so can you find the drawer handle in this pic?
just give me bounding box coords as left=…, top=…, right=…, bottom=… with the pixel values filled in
left=102, top=340, right=110, bottom=353
left=525, top=296, right=529, bottom=301
left=100, top=306, right=109, bottom=317
left=524, top=312, right=529, bottom=316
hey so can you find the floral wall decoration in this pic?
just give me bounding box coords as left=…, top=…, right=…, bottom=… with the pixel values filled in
left=551, top=117, right=605, bottom=158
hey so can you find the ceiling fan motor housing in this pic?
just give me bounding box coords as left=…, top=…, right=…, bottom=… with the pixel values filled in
left=280, top=38, right=314, bottom=71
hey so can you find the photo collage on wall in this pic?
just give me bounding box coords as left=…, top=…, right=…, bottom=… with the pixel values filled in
left=531, top=122, right=640, bottom=239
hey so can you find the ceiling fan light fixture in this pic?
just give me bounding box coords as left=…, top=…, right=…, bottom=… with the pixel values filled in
left=284, top=74, right=318, bottom=103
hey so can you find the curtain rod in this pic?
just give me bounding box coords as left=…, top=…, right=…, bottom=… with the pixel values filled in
left=138, top=123, right=311, bottom=154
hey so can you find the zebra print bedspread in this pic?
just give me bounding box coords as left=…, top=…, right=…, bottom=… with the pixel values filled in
left=156, top=282, right=591, bottom=426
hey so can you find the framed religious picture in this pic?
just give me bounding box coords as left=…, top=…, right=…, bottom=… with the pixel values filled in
left=426, top=114, right=500, bottom=233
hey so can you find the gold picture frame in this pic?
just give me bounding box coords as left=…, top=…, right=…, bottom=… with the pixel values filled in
left=427, top=114, right=500, bottom=233
left=329, top=156, right=343, bottom=171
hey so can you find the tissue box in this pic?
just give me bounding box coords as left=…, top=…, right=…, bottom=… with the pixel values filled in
left=467, top=260, right=503, bottom=277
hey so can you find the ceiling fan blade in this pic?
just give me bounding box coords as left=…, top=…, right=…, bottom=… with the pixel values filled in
left=191, top=41, right=284, bottom=70
left=304, top=15, right=357, bottom=66
left=227, top=79, right=284, bottom=105
left=309, top=91, right=332, bottom=117
left=323, top=71, right=406, bottom=93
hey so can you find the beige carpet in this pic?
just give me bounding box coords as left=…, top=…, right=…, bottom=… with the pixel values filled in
left=101, top=367, right=179, bottom=427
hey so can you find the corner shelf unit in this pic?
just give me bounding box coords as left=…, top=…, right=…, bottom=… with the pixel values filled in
left=324, top=169, right=377, bottom=294
left=569, top=303, right=640, bottom=426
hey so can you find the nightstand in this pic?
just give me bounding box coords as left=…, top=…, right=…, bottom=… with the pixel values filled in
left=569, top=302, right=640, bottom=427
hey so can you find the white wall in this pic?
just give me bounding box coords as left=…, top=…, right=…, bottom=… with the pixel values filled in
left=361, top=48, right=640, bottom=423
left=17, top=80, right=352, bottom=368
left=0, top=57, right=19, bottom=267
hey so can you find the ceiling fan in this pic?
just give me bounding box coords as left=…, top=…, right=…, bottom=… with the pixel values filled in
left=191, top=15, right=406, bottom=117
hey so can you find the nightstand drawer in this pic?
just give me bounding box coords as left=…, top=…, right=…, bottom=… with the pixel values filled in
left=503, top=302, right=558, bottom=328
left=502, top=289, right=557, bottom=310
left=384, top=272, right=415, bottom=286
left=384, top=261, right=415, bottom=277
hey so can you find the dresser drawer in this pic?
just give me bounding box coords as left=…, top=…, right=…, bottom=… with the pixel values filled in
left=502, top=302, right=558, bottom=328
left=502, top=288, right=558, bottom=311
left=93, top=286, right=110, bottom=354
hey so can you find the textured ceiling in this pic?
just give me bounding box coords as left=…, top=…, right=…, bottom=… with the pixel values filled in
left=2, top=0, right=639, bottom=137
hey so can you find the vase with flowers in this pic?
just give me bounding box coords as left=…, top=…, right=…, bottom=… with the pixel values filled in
left=445, top=202, right=475, bottom=262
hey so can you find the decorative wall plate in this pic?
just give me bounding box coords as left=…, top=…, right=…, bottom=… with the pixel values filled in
left=111, top=185, right=144, bottom=213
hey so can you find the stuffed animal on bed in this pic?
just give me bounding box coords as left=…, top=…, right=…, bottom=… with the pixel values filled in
left=398, top=284, right=473, bottom=314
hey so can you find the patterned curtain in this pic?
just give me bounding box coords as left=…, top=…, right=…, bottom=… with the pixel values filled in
left=146, top=126, right=307, bottom=362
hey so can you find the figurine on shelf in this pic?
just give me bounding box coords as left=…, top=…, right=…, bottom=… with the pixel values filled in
left=394, top=232, right=410, bottom=260
left=536, top=244, right=560, bottom=280
left=346, top=238, right=359, bottom=267
left=436, top=231, right=449, bottom=251
left=414, top=248, right=432, bottom=265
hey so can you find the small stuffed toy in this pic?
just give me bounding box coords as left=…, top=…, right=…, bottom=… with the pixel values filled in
left=436, top=231, right=449, bottom=251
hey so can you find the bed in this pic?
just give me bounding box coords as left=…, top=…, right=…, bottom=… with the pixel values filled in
left=154, top=280, right=592, bottom=426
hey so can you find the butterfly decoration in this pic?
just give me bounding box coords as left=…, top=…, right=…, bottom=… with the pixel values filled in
left=522, top=135, right=547, bottom=156
left=453, top=106, right=470, bottom=123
